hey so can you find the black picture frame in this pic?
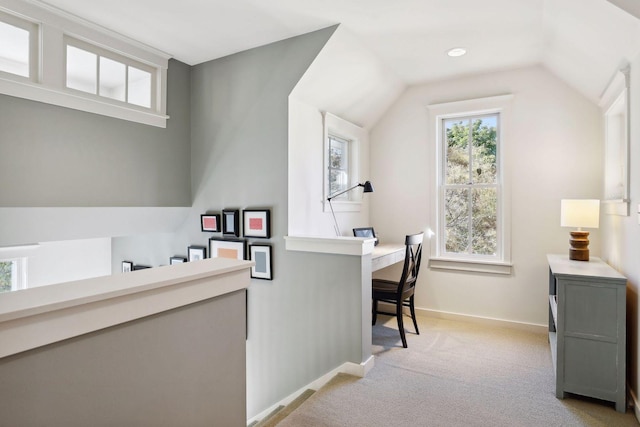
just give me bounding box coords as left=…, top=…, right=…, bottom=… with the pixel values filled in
left=249, top=244, right=272, bottom=280
left=242, top=209, right=271, bottom=239
left=122, top=260, right=133, bottom=273
left=209, top=237, right=246, bottom=260
left=188, top=245, right=207, bottom=262
left=222, top=209, right=240, bottom=237
left=201, top=213, right=221, bottom=232
left=170, top=256, right=187, bottom=265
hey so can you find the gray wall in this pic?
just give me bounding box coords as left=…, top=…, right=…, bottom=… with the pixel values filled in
left=113, top=26, right=376, bottom=419
left=0, top=59, right=191, bottom=207
left=0, top=290, right=247, bottom=427
left=187, top=26, right=369, bottom=418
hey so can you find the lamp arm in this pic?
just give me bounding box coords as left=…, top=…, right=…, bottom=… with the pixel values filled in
left=328, top=199, right=341, bottom=236
left=326, top=182, right=363, bottom=201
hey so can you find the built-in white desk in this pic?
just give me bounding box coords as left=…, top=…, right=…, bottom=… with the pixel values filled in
left=371, top=244, right=405, bottom=272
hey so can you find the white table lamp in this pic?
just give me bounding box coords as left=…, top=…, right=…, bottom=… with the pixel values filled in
left=560, top=199, right=600, bottom=261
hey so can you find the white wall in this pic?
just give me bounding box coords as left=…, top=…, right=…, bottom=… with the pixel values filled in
left=288, top=99, right=371, bottom=236
left=370, top=65, right=602, bottom=326
left=0, top=238, right=111, bottom=289
left=601, top=52, right=640, bottom=410
left=288, top=25, right=404, bottom=237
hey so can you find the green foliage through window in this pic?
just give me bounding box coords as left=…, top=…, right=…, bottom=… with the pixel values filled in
left=0, top=261, right=13, bottom=293
left=443, top=114, right=499, bottom=256
left=328, top=135, right=350, bottom=198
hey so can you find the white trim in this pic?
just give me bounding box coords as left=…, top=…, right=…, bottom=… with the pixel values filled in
left=284, top=235, right=376, bottom=256
left=323, top=112, right=364, bottom=212
left=415, top=307, right=546, bottom=333
left=246, top=358, right=374, bottom=425
left=0, top=0, right=170, bottom=127
left=0, top=76, right=169, bottom=127
left=427, top=94, right=514, bottom=268
left=0, top=257, right=252, bottom=358
left=429, top=257, right=512, bottom=275
left=629, top=385, right=639, bottom=423
left=601, top=66, right=630, bottom=216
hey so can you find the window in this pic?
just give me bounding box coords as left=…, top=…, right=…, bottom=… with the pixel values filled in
left=65, top=38, right=155, bottom=110
left=601, top=67, right=630, bottom=216
left=442, top=114, right=499, bottom=257
left=428, top=95, right=512, bottom=274
left=0, top=258, right=27, bottom=293
left=0, top=2, right=169, bottom=127
left=0, top=11, right=37, bottom=80
left=328, top=134, right=351, bottom=200
left=322, top=112, right=364, bottom=213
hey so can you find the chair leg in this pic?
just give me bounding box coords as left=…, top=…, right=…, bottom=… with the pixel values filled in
left=372, top=299, right=378, bottom=326
left=397, top=301, right=407, bottom=348
left=410, top=296, right=419, bottom=335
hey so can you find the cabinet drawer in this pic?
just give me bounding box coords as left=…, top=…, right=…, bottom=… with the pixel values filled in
left=563, top=282, right=618, bottom=338
left=564, top=337, right=619, bottom=395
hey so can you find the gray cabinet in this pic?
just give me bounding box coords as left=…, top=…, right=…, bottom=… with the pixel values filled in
left=548, top=254, right=627, bottom=412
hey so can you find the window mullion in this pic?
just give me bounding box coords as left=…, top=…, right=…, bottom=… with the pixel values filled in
left=95, top=53, right=100, bottom=96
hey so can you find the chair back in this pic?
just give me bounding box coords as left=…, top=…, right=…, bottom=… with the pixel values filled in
left=397, top=232, right=424, bottom=297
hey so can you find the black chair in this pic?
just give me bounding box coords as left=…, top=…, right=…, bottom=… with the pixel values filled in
left=372, top=232, right=424, bottom=348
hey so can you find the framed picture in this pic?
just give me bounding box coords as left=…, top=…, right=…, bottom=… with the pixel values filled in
left=222, top=209, right=240, bottom=237
left=122, top=260, right=133, bottom=272
left=250, top=244, right=272, bottom=280
left=209, top=237, right=245, bottom=260
left=201, top=213, right=221, bottom=232
left=133, top=265, right=151, bottom=270
left=170, top=256, right=187, bottom=265
left=243, top=209, right=271, bottom=238
left=188, top=245, right=207, bottom=262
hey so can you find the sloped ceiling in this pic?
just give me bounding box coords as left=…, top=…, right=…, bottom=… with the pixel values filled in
left=28, top=0, right=640, bottom=104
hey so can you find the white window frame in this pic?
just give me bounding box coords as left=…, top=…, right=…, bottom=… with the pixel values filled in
left=64, top=37, right=158, bottom=112
left=427, top=95, right=513, bottom=275
left=0, top=257, right=27, bottom=292
left=323, top=112, right=363, bottom=213
left=600, top=66, right=630, bottom=216
left=0, top=9, right=38, bottom=82
left=0, top=1, right=170, bottom=127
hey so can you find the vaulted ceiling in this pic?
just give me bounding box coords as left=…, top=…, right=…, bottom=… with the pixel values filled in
left=39, top=0, right=640, bottom=103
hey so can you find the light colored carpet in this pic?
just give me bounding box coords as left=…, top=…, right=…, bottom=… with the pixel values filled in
left=278, top=316, right=639, bottom=426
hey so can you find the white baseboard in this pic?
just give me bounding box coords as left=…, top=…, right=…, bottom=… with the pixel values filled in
left=247, top=357, right=375, bottom=424
left=415, top=307, right=548, bottom=334
left=629, top=384, right=639, bottom=423
left=375, top=302, right=547, bottom=334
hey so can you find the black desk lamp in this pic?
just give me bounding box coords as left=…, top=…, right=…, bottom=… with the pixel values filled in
left=327, top=181, right=374, bottom=236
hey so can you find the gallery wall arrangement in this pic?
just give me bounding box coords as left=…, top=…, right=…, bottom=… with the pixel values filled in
left=121, top=208, right=273, bottom=278
left=182, top=208, right=274, bottom=279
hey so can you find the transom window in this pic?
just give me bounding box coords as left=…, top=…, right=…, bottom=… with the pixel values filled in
left=441, top=113, right=500, bottom=257
left=66, top=39, right=154, bottom=109
left=0, top=2, right=168, bottom=127
left=0, top=11, right=37, bottom=79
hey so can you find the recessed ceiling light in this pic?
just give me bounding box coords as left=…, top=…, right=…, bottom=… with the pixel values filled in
left=447, top=47, right=467, bottom=57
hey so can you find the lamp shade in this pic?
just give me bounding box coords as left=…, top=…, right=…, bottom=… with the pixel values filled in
left=560, top=199, right=600, bottom=229
left=362, top=181, right=374, bottom=193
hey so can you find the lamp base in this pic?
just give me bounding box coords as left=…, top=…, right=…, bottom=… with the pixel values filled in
left=569, top=231, right=590, bottom=261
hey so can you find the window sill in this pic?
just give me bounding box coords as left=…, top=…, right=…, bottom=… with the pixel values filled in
left=323, top=200, right=363, bottom=213
left=0, top=75, right=168, bottom=128
left=429, top=257, right=512, bottom=275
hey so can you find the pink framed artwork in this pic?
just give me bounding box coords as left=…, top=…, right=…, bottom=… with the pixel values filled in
left=242, top=209, right=271, bottom=239
left=201, top=213, right=221, bottom=232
